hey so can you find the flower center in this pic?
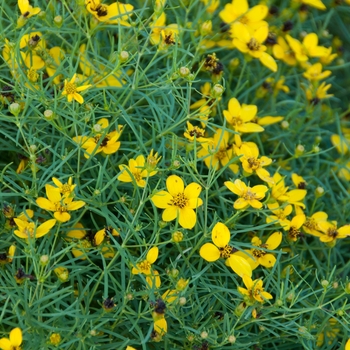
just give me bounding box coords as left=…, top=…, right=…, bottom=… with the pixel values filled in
left=94, top=135, right=109, bottom=147
left=96, top=4, right=108, bottom=17
left=247, top=157, right=260, bottom=170
left=55, top=203, right=68, bottom=214
left=230, top=117, right=243, bottom=126
left=137, top=260, right=151, bottom=273
left=189, top=127, right=205, bottom=138
left=304, top=217, right=316, bottom=230
left=61, top=184, right=71, bottom=195
left=252, top=244, right=267, bottom=258
left=170, top=193, right=188, bottom=209
left=247, top=38, right=260, bottom=51
left=327, top=228, right=338, bottom=238
left=288, top=226, right=301, bottom=240
left=216, top=149, right=227, bottom=160
left=65, top=82, right=77, bottom=95
left=219, top=245, right=234, bottom=259
left=24, top=222, right=36, bottom=238
left=27, top=68, right=39, bottom=82
left=243, top=190, right=257, bottom=201
left=133, top=171, right=142, bottom=182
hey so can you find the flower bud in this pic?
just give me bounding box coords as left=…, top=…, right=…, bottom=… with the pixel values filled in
left=50, top=333, right=61, bottom=346
left=228, top=335, right=236, bottom=344
left=40, top=255, right=49, bottom=266
left=179, top=67, right=190, bottom=78
left=9, top=102, right=21, bottom=116
left=200, top=20, right=212, bottom=35
left=172, top=231, right=184, bottom=243
left=179, top=297, right=186, bottom=305
left=200, top=331, right=208, bottom=339
left=120, top=51, right=129, bottom=62
left=211, top=84, right=224, bottom=98
left=43, top=109, right=54, bottom=120
left=168, top=268, right=179, bottom=278
left=54, top=15, right=63, bottom=28
left=281, top=120, right=289, bottom=129
left=321, top=279, right=329, bottom=288
left=315, top=186, right=325, bottom=198
left=54, top=266, right=69, bottom=282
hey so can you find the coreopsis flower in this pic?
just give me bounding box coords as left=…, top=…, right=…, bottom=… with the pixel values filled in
left=79, top=44, right=124, bottom=87
left=238, top=275, right=273, bottom=304
left=273, top=37, right=297, bottom=66
left=237, top=142, right=273, bottom=183
left=311, top=221, right=350, bottom=244
left=331, top=132, right=350, bottom=154
left=257, top=77, right=289, bottom=98
left=62, top=74, right=92, bottom=104
left=197, top=128, right=235, bottom=170
left=150, top=12, right=166, bottom=45
left=291, top=173, right=307, bottom=189
left=54, top=266, right=69, bottom=282
left=269, top=172, right=307, bottom=208
left=160, top=24, right=179, bottom=48
left=0, top=245, right=16, bottom=265
left=238, top=232, right=282, bottom=269
left=73, top=122, right=123, bottom=159
left=233, top=23, right=277, bottom=72
left=266, top=202, right=293, bottom=229
left=49, top=333, right=61, bottom=346
left=52, top=177, right=76, bottom=198
left=306, top=82, right=333, bottom=104
left=118, top=155, right=157, bottom=187
left=225, top=179, right=268, bottom=210
left=17, top=0, right=41, bottom=27
left=132, top=246, right=158, bottom=275
left=302, top=212, right=328, bottom=236
left=145, top=149, right=162, bottom=173
left=286, top=214, right=306, bottom=241
left=223, top=98, right=264, bottom=146
left=286, top=33, right=329, bottom=62
left=153, top=317, right=167, bottom=341
left=151, top=175, right=202, bottom=229
left=219, top=0, right=268, bottom=31
left=85, top=0, right=133, bottom=26
left=200, top=0, right=219, bottom=13
left=0, top=327, right=23, bottom=350
left=303, top=63, right=331, bottom=81
left=320, top=47, right=337, bottom=65
left=14, top=216, right=56, bottom=239
left=94, top=226, right=120, bottom=246
left=184, top=122, right=209, bottom=143
left=36, top=184, right=86, bottom=222
left=200, top=222, right=252, bottom=277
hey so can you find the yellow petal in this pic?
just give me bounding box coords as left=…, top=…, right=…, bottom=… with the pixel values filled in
left=36, top=219, right=56, bottom=238
left=54, top=211, right=71, bottom=222
left=151, top=191, right=173, bottom=209
left=166, top=175, right=184, bottom=196
left=199, top=243, right=220, bottom=262
left=211, top=222, right=230, bottom=248
left=234, top=198, right=249, bottom=209
left=178, top=207, right=197, bottom=229
left=162, top=206, right=178, bottom=222
left=266, top=231, right=282, bottom=250
left=36, top=197, right=56, bottom=211
left=184, top=182, right=202, bottom=199
left=228, top=256, right=252, bottom=277
left=10, top=328, right=22, bottom=347
left=147, top=247, right=159, bottom=264
left=259, top=52, right=277, bottom=72
left=246, top=5, right=268, bottom=22
left=259, top=253, right=276, bottom=268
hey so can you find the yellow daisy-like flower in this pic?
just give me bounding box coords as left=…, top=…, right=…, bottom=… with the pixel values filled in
left=311, top=221, right=350, bottom=244
left=302, top=211, right=328, bottom=236
left=237, top=232, right=282, bottom=270
left=303, top=63, right=331, bottom=81
left=0, top=327, right=23, bottom=350
left=197, top=128, right=235, bottom=170
left=287, top=214, right=306, bottom=241
left=17, top=0, right=41, bottom=27
left=223, top=98, right=264, bottom=146
left=151, top=175, right=203, bottom=229
left=306, top=82, right=333, bottom=104
left=237, top=142, right=273, bottom=183
left=62, top=74, right=92, bottom=104
left=118, top=155, right=157, bottom=188
left=273, top=36, right=297, bottom=66
left=36, top=184, right=86, bottom=223
left=184, top=122, right=209, bottom=143
left=132, top=246, right=159, bottom=275
left=238, top=275, right=273, bottom=304
left=225, top=179, right=268, bottom=210
left=199, top=222, right=252, bottom=277
left=331, top=132, right=350, bottom=155
left=160, top=24, right=179, bottom=48
left=73, top=124, right=123, bottom=159
left=85, top=0, right=133, bottom=26
left=94, top=226, right=120, bottom=246
left=286, top=33, right=329, bottom=62
left=233, top=23, right=277, bottom=72
left=0, top=245, right=16, bottom=265
left=266, top=202, right=293, bottom=229
left=52, top=177, right=76, bottom=198
left=13, top=217, right=56, bottom=239
left=150, top=12, right=166, bottom=46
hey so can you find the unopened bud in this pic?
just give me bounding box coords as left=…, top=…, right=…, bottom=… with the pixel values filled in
left=295, top=144, right=305, bottom=157
left=158, top=220, right=167, bottom=228
left=168, top=268, right=179, bottom=278
left=200, top=331, right=208, bottom=339
left=228, top=335, right=236, bottom=344
left=9, top=102, right=21, bottom=116
left=281, top=120, right=289, bottom=129
left=179, top=297, right=186, bottom=305
left=40, top=255, right=49, bottom=266
left=200, top=20, right=212, bottom=35
left=315, top=186, right=324, bottom=198
left=54, top=15, right=63, bottom=27
left=211, top=84, right=224, bottom=98
left=179, top=66, right=190, bottom=77
left=44, top=109, right=54, bottom=119
left=172, top=231, right=184, bottom=243
left=321, top=279, right=329, bottom=288
left=120, top=51, right=129, bottom=62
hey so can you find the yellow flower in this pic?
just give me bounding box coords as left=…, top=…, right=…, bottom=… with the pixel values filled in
left=126, top=346, right=137, bottom=350
left=238, top=275, right=273, bottom=304
left=46, top=47, right=65, bottom=84
left=319, top=47, right=337, bottom=65
left=233, top=23, right=277, bottom=72
left=85, top=0, right=133, bottom=26
left=145, top=149, right=162, bottom=173
left=302, top=211, right=328, bottom=236
left=160, top=24, right=179, bottom=48
left=146, top=270, right=161, bottom=289
left=0, top=245, right=16, bottom=265
left=52, top=177, right=76, bottom=198
left=73, top=122, right=123, bottom=159
left=199, top=222, right=252, bottom=277
left=303, top=63, right=331, bottom=81
left=312, top=221, right=350, bottom=244
left=132, top=246, right=158, bottom=275
left=62, top=74, right=92, bottom=104
left=0, top=327, right=23, bottom=350
left=197, top=128, right=235, bottom=170
left=151, top=175, right=203, bottom=229
left=287, top=214, right=306, bottom=241
left=17, top=0, right=41, bottom=27
left=239, top=232, right=282, bottom=270
left=153, top=317, right=167, bottom=339
left=219, top=0, right=268, bottom=31
left=286, top=33, right=329, bottom=62
left=266, top=202, right=293, bottom=229
left=36, top=184, right=86, bottom=222
left=54, top=266, right=69, bottom=282
left=150, top=12, right=166, bottom=45
left=331, top=133, right=350, bottom=155
left=237, top=142, right=273, bottom=183
left=14, top=217, right=56, bottom=239
left=223, top=98, right=264, bottom=145
left=94, top=226, right=120, bottom=246
left=66, top=222, right=87, bottom=240
left=273, top=37, right=297, bottom=66
left=291, top=173, right=307, bottom=189
left=79, top=44, right=124, bottom=87
left=225, top=179, right=268, bottom=210
left=118, top=155, right=157, bottom=188
left=49, top=333, right=61, bottom=346
left=184, top=122, right=209, bottom=143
